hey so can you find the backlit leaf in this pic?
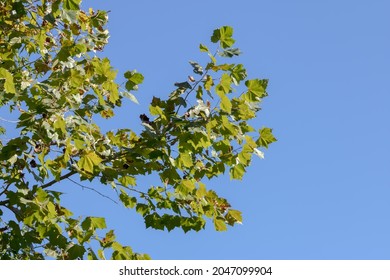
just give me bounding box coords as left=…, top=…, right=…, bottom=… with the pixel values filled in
left=63, top=0, right=81, bottom=10
left=78, top=151, right=102, bottom=173
left=199, top=44, right=209, bottom=52
left=257, top=127, right=277, bottom=148
left=213, top=217, right=227, bottom=231
left=211, top=26, right=235, bottom=49
left=230, top=163, right=245, bottom=180
left=0, top=68, right=16, bottom=94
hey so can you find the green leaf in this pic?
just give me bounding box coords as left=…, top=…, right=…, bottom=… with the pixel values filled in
left=70, top=69, right=84, bottom=87
left=145, top=213, right=164, bottom=230
left=230, top=163, right=246, bottom=180
left=204, top=75, right=214, bottom=91
left=98, top=249, right=106, bottom=260
left=177, top=179, right=195, bottom=195
left=119, top=190, right=137, bottom=209
left=219, top=73, right=232, bottom=94
left=78, top=151, right=102, bottom=173
left=199, top=44, right=209, bottom=52
left=257, top=127, right=277, bottom=148
left=244, top=79, right=268, bottom=101
left=227, top=209, right=242, bottom=223
left=93, top=57, right=117, bottom=81
left=230, top=64, right=247, bottom=84
left=211, top=26, right=235, bottom=49
left=217, top=92, right=232, bottom=114
left=118, top=176, right=136, bottom=187
left=136, top=203, right=150, bottom=216
left=63, top=0, right=81, bottom=10
left=124, top=71, right=144, bottom=91
left=149, top=105, right=164, bottom=116
left=53, top=115, right=66, bottom=134
left=178, top=153, right=193, bottom=168
left=82, top=216, right=106, bottom=231
left=87, top=249, right=99, bottom=260
left=103, top=81, right=119, bottom=103
left=0, top=68, right=16, bottom=94
left=47, top=202, right=57, bottom=217
left=196, top=86, right=203, bottom=99
left=196, top=182, right=207, bottom=198
left=90, top=217, right=107, bottom=229
left=67, top=244, right=86, bottom=259
left=213, top=217, right=227, bottom=231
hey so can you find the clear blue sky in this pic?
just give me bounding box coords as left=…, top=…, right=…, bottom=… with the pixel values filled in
left=59, top=0, right=390, bottom=259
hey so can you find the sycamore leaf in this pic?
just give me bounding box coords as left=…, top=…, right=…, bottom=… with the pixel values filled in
left=204, top=75, right=214, bottom=91
left=196, top=183, right=207, bottom=198
left=67, top=244, right=86, bottom=259
left=199, top=44, right=209, bottom=52
left=124, top=71, right=144, bottom=91
left=230, top=163, right=246, bottom=180
left=244, top=79, right=268, bottom=101
left=257, top=127, right=277, bottom=148
left=78, top=151, right=102, bottom=173
left=213, top=217, right=227, bottom=231
left=219, top=73, right=232, bottom=94
left=119, top=176, right=136, bottom=187
left=227, top=209, right=242, bottom=223
left=177, top=179, right=195, bottom=195
left=0, top=68, right=16, bottom=94
left=217, top=92, right=232, bottom=114
left=53, top=115, right=66, bottom=134
left=90, top=217, right=106, bottom=229
left=63, top=0, right=81, bottom=10
left=82, top=217, right=107, bottom=231
left=211, top=26, right=235, bottom=49
left=119, top=190, right=137, bottom=209
left=178, top=153, right=193, bottom=168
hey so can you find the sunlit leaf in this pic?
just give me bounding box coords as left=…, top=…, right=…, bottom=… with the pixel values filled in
left=211, top=26, right=235, bottom=49
left=0, top=68, right=16, bottom=94
left=63, top=0, right=81, bottom=10
left=213, top=217, right=227, bottom=231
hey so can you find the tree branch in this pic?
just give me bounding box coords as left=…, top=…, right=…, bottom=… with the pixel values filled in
left=37, top=148, right=131, bottom=191
left=39, top=170, right=78, bottom=190
left=0, top=200, right=9, bottom=206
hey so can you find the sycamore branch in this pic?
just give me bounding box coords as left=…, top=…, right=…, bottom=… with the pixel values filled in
left=39, top=170, right=78, bottom=190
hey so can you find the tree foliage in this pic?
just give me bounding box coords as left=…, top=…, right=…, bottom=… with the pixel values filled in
left=0, top=0, right=276, bottom=259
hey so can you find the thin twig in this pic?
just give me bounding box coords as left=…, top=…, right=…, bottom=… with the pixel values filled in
left=0, top=117, right=19, bottom=123
left=0, top=182, right=11, bottom=197
left=66, top=177, right=118, bottom=205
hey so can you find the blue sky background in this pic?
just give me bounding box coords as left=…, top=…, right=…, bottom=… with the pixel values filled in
left=55, top=0, right=390, bottom=259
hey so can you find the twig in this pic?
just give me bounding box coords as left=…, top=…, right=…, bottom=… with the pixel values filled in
left=66, top=177, right=118, bottom=205
left=0, top=117, right=19, bottom=123
left=0, top=182, right=12, bottom=197
left=175, top=69, right=209, bottom=115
